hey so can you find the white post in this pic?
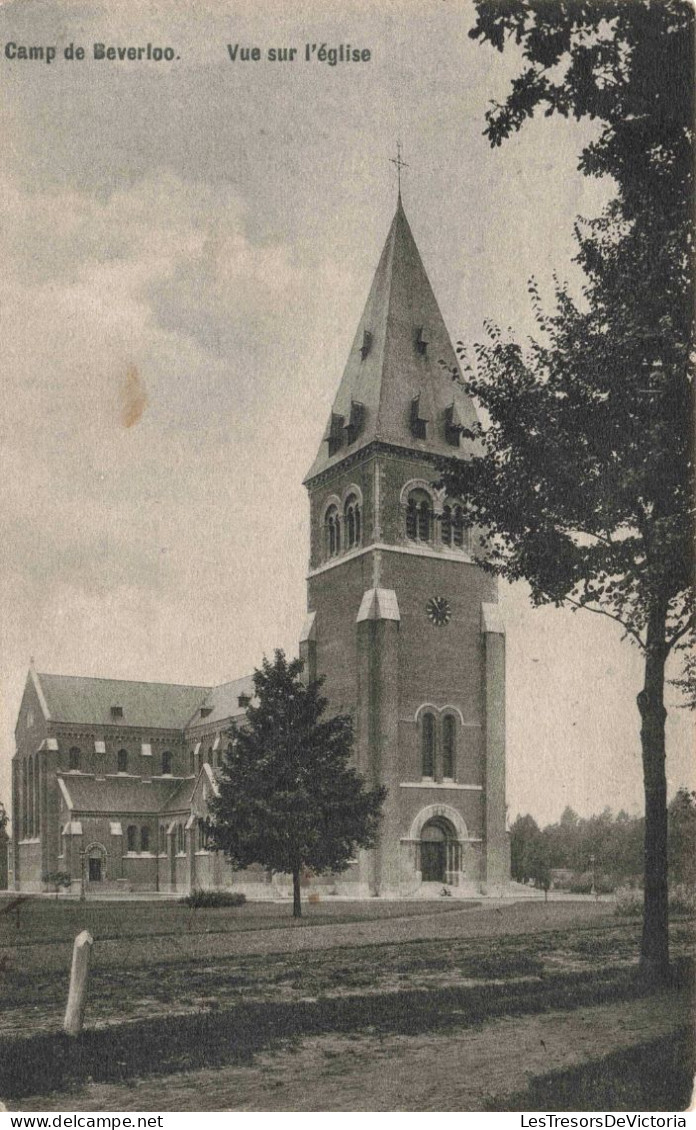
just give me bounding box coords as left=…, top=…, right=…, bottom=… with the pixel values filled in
left=63, top=930, right=93, bottom=1036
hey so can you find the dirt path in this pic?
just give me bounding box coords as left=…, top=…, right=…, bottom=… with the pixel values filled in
left=10, top=988, right=688, bottom=1112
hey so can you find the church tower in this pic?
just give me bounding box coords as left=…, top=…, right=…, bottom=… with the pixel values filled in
left=301, top=196, right=508, bottom=897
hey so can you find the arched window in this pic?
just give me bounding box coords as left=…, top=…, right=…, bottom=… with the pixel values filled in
left=35, top=757, right=41, bottom=837
left=422, top=713, right=436, bottom=778
left=117, top=749, right=128, bottom=773
left=68, top=746, right=80, bottom=772
left=127, top=825, right=137, bottom=852
left=324, top=504, right=340, bottom=557
left=441, top=501, right=467, bottom=550
left=140, top=826, right=150, bottom=852
left=406, top=489, right=432, bottom=543
left=159, top=825, right=167, bottom=854
left=27, top=759, right=34, bottom=837
left=442, top=715, right=456, bottom=779
left=21, top=762, right=27, bottom=838
left=177, top=824, right=185, bottom=854
left=344, top=494, right=361, bottom=550
left=197, top=819, right=209, bottom=851
left=161, top=750, right=172, bottom=776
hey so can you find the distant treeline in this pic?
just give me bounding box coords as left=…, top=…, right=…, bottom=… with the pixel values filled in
left=511, top=788, right=696, bottom=893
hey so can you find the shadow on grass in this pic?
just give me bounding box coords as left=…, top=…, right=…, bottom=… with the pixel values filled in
left=3, top=961, right=692, bottom=1100
left=486, top=1026, right=695, bottom=1112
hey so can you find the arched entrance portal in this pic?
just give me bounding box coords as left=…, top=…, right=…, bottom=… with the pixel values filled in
left=420, top=817, right=459, bottom=883
left=85, top=842, right=107, bottom=883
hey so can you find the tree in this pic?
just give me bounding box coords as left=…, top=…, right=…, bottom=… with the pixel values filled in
left=525, top=834, right=552, bottom=899
left=667, top=788, right=696, bottom=887
left=440, top=0, right=693, bottom=980
left=208, top=650, right=386, bottom=917
left=509, top=813, right=540, bottom=882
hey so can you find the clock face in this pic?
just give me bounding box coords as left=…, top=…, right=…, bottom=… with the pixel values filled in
left=426, top=596, right=451, bottom=626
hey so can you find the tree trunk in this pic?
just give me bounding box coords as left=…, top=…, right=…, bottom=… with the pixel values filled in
left=292, top=867, right=302, bottom=918
left=637, top=597, right=670, bottom=982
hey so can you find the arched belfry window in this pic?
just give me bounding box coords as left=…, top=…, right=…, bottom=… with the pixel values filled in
left=406, top=488, right=432, bottom=543
left=441, top=501, right=467, bottom=550
left=422, top=713, right=436, bottom=778
left=324, top=504, right=340, bottom=558
left=344, top=494, right=361, bottom=550
left=442, top=715, right=456, bottom=779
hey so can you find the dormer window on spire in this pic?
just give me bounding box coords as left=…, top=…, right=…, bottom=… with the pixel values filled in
left=345, top=400, right=365, bottom=445
left=360, top=330, right=372, bottom=360
left=326, top=413, right=345, bottom=457
left=444, top=403, right=462, bottom=447
left=410, top=395, right=428, bottom=440
left=415, top=327, right=429, bottom=356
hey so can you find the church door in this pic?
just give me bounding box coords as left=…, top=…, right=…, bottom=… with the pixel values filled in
left=420, top=820, right=449, bottom=882
left=421, top=840, right=445, bottom=882
left=88, top=857, right=102, bottom=882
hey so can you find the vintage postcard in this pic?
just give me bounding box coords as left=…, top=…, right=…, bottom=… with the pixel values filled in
left=0, top=0, right=693, bottom=1116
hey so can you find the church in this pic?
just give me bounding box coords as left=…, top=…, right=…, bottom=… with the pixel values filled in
left=11, top=195, right=509, bottom=898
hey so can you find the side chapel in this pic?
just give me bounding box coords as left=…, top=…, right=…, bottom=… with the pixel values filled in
left=11, top=195, right=509, bottom=897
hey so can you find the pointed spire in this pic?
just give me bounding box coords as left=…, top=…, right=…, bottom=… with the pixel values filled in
left=305, top=198, right=478, bottom=481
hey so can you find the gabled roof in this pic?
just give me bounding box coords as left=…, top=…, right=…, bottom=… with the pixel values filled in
left=305, top=197, right=479, bottom=481
left=187, top=674, right=256, bottom=728
left=58, top=773, right=186, bottom=814
left=36, top=672, right=211, bottom=729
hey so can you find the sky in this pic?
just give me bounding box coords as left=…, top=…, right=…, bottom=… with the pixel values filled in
left=0, top=0, right=692, bottom=828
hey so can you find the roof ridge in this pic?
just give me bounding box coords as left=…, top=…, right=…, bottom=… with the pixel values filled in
left=37, top=672, right=212, bottom=691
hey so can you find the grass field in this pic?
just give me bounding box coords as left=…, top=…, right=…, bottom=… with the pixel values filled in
left=0, top=896, right=693, bottom=1111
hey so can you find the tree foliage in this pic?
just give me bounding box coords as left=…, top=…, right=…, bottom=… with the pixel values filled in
left=441, top=0, right=694, bottom=979
left=511, top=796, right=695, bottom=891
left=208, top=650, right=386, bottom=916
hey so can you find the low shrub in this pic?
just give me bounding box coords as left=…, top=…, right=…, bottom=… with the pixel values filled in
left=615, top=884, right=696, bottom=918
left=669, top=884, right=696, bottom=916
left=179, top=889, right=247, bottom=908
left=568, top=871, right=616, bottom=895
left=614, top=887, right=642, bottom=917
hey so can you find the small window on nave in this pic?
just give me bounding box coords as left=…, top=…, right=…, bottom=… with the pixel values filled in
left=117, top=749, right=128, bottom=773
left=162, top=750, right=172, bottom=776
left=140, top=826, right=150, bottom=853
left=68, top=747, right=80, bottom=772
left=127, top=825, right=137, bottom=853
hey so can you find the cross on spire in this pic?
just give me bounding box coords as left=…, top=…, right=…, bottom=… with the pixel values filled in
left=390, top=141, right=409, bottom=200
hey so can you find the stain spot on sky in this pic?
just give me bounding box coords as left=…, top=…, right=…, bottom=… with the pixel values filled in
left=120, top=364, right=148, bottom=428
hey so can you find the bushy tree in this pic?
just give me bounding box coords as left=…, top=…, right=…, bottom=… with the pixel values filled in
left=667, top=788, right=696, bottom=887
left=209, top=650, right=386, bottom=917
left=441, top=0, right=693, bottom=981
left=509, top=813, right=540, bottom=882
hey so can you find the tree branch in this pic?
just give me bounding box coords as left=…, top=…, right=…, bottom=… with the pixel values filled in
left=553, top=592, right=645, bottom=648
left=666, top=615, right=694, bottom=654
